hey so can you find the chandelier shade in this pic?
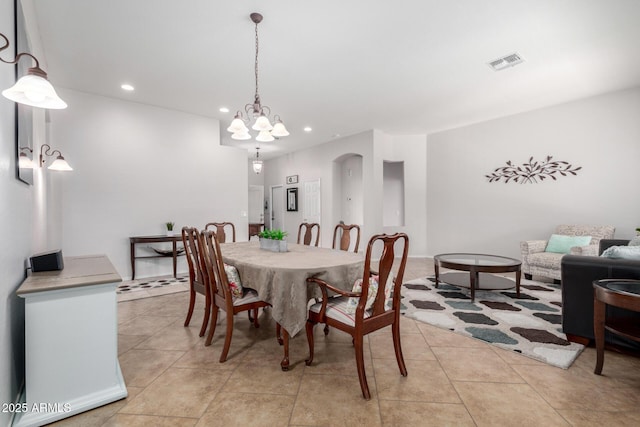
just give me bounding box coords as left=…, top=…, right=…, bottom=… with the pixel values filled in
left=0, top=33, right=67, bottom=109
left=227, top=13, right=289, bottom=142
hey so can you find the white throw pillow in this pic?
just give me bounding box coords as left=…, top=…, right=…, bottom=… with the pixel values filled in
left=600, top=245, right=640, bottom=260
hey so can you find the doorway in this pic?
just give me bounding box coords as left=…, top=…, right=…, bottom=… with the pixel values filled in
left=270, top=185, right=284, bottom=230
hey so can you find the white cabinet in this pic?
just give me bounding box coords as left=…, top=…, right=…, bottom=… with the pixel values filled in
left=13, top=255, right=127, bottom=427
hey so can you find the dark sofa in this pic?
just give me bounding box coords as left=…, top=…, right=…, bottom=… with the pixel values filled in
left=561, top=239, right=640, bottom=350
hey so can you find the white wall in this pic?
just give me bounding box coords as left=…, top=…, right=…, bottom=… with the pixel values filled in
left=426, top=87, right=640, bottom=259
left=339, top=154, right=363, bottom=225
left=383, top=161, right=405, bottom=226
left=262, top=131, right=428, bottom=256
left=49, top=89, right=249, bottom=279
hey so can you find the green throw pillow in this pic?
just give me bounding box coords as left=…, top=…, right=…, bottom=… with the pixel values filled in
left=545, top=234, right=592, bottom=254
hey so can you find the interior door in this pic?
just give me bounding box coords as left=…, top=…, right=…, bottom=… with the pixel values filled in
left=303, top=179, right=321, bottom=224
left=270, top=185, right=284, bottom=230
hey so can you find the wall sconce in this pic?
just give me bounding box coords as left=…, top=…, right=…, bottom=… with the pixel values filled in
left=18, top=146, right=34, bottom=168
left=0, top=32, right=67, bottom=109
left=40, top=144, right=72, bottom=171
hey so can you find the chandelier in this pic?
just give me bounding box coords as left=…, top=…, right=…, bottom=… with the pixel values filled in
left=227, top=13, right=289, bottom=142
left=252, top=147, right=263, bottom=174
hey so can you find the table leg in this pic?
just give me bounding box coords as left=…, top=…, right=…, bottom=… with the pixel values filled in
left=469, top=269, right=477, bottom=302
left=434, top=262, right=440, bottom=288
left=515, top=270, right=521, bottom=298
left=130, top=242, right=136, bottom=280
left=281, top=328, right=290, bottom=371
left=172, top=240, right=178, bottom=278
left=594, top=297, right=606, bottom=375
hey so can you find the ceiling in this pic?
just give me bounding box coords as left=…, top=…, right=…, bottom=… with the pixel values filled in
left=29, top=0, right=640, bottom=159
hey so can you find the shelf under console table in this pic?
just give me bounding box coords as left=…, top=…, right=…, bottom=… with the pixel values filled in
left=13, top=255, right=127, bottom=427
left=129, top=234, right=184, bottom=280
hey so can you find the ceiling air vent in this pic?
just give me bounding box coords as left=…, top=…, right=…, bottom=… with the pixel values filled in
left=488, top=52, right=524, bottom=71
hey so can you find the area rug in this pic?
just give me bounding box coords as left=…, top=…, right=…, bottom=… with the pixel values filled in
left=401, top=275, right=584, bottom=369
left=116, top=276, right=188, bottom=294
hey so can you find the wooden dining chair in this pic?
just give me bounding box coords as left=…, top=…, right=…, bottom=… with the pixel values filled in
left=305, top=233, right=409, bottom=399
left=182, top=226, right=210, bottom=337
left=297, top=222, right=320, bottom=247
left=204, top=222, right=236, bottom=243
left=199, top=230, right=271, bottom=362
left=332, top=223, right=361, bottom=253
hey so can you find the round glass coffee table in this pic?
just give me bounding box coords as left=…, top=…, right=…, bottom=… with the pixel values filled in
left=433, top=253, right=522, bottom=302
left=593, top=279, right=640, bottom=375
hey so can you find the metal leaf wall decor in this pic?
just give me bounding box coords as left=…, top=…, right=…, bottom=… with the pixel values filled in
left=486, top=156, right=581, bottom=184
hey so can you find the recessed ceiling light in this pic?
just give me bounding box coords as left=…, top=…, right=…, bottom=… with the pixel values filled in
left=219, top=107, right=230, bottom=113
left=121, top=84, right=134, bottom=91
left=304, top=127, right=312, bottom=132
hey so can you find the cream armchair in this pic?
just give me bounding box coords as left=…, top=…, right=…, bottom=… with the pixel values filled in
left=520, top=224, right=615, bottom=282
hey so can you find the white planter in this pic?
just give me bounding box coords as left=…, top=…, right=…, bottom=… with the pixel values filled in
left=259, top=238, right=287, bottom=252
left=166, top=230, right=175, bottom=236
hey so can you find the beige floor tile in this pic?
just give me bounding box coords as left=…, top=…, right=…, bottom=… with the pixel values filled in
left=303, top=340, right=373, bottom=377
left=374, top=358, right=460, bottom=403
left=118, top=315, right=182, bottom=336
left=221, top=345, right=305, bottom=395
left=118, top=334, right=151, bottom=355
left=453, top=381, right=569, bottom=427
left=103, top=414, right=197, bottom=426
left=415, top=322, right=488, bottom=348
left=572, top=346, right=640, bottom=388
left=290, top=374, right=382, bottom=426
left=196, top=393, right=296, bottom=427
left=369, top=330, right=436, bottom=361
left=173, top=343, right=246, bottom=371
left=432, top=346, right=524, bottom=383
left=118, top=349, right=185, bottom=387
left=119, top=367, right=229, bottom=417
left=48, top=386, right=144, bottom=427
left=512, top=363, right=640, bottom=411
left=135, top=320, right=203, bottom=351
left=557, top=409, right=640, bottom=426
left=379, top=400, right=475, bottom=426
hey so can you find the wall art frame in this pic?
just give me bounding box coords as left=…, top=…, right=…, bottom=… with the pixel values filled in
left=286, top=187, right=298, bottom=212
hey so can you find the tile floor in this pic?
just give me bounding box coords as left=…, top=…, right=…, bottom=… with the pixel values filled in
left=51, top=258, right=640, bottom=426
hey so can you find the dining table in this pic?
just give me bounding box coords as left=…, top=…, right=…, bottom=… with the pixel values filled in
left=220, top=240, right=364, bottom=370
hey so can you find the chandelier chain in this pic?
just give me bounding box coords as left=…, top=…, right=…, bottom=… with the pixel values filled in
left=254, top=21, right=260, bottom=101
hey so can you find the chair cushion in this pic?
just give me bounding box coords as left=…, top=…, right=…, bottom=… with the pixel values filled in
left=233, top=288, right=262, bottom=306
left=601, top=246, right=640, bottom=260
left=224, top=263, right=243, bottom=300
left=345, top=273, right=394, bottom=315
left=310, top=297, right=371, bottom=327
left=545, top=234, right=592, bottom=254
left=527, top=251, right=563, bottom=269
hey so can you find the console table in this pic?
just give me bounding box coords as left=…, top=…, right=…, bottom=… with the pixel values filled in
left=129, top=234, right=183, bottom=280
left=14, top=255, right=127, bottom=427
left=248, top=223, right=264, bottom=238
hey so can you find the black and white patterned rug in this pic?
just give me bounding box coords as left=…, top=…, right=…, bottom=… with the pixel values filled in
left=401, top=275, right=584, bottom=369
left=116, top=276, right=188, bottom=294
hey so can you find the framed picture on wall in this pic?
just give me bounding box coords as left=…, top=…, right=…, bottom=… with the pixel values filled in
left=287, top=187, right=298, bottom=212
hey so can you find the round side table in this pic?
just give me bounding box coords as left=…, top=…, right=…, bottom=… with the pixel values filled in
left=592, top=279, right=640, bottom=375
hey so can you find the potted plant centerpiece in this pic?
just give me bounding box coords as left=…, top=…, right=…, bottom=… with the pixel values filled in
left=258, top=229, right=288, bottom=252
left=166, top=221, right=175, bottom=236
